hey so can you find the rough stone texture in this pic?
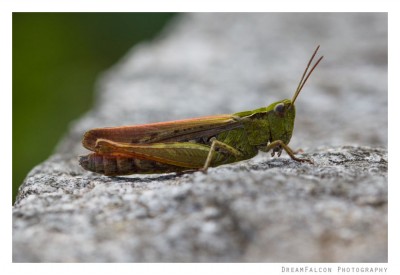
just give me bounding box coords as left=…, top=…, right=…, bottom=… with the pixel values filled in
left=13, top=13, right=387, bottom=262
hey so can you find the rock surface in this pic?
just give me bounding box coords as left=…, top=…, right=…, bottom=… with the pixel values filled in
left=13, top=13, right=387, bottom=262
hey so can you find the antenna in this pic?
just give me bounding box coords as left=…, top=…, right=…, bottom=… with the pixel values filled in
left=290, top=46, right=324, bottom=107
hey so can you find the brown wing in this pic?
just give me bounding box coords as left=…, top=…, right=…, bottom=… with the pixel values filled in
left=82, top=114, right=243, bottom=151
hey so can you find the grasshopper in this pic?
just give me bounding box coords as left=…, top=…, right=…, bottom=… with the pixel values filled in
left=80, top=46, right=323, bottom=176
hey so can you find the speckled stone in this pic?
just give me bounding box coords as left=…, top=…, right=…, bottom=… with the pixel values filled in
left=13, top=13, right=387, bottom=262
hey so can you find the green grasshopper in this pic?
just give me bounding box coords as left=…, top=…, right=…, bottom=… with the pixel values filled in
left=80, top=46, right=323, bottom=176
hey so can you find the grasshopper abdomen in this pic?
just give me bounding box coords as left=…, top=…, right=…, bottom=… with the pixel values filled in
left=79, top=153, right=185, bottom=176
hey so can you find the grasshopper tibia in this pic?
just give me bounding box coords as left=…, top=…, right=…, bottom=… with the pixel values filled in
left=261, top=140, right=314, bottom=164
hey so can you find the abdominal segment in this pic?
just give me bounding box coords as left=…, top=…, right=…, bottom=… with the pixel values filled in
left=79, top=153, right=187, bottom=176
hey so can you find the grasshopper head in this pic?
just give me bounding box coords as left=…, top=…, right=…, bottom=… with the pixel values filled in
left=267, top=99, right=296, bottom=145
left=267, top=45, right=323, bottom=145
left=267, top=46, right=323, bottom=147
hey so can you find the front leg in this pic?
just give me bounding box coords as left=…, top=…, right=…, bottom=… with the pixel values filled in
left=260, top=140, right=313, bottom=164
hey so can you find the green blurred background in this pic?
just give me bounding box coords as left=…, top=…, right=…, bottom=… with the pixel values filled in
left=12, top=13, right=176, bottom=204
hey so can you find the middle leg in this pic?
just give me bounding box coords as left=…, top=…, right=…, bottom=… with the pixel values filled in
left=201, top=138, right=244, bottom=173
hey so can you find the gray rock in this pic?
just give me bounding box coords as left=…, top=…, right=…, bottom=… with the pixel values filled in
left=13, top=13, right=387, bottom=262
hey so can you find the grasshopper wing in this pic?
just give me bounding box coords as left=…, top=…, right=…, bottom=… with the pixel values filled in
left=83, top=114, right=242, bottom=151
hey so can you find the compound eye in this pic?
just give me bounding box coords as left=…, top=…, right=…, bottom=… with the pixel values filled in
left=274, top=103, right=285, bottom=115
